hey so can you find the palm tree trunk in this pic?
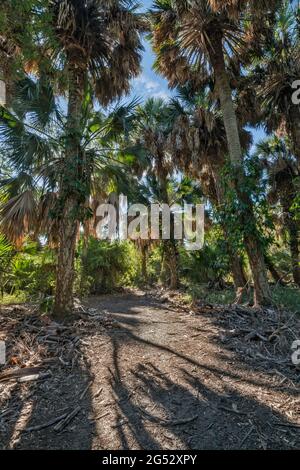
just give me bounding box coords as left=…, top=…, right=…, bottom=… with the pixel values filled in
left=157, top=161, right=179, bottom=289
left=161, top=240, right=178, bottom=289
left=264, top=254, right=285, bottom=286
left=284, top=211, right=300, bottom=288
left=168, top=240, right=179, bottom=290
left=54, top=198, right=79, bottom=315
left=53, top=65, right=86, bottom=316
left=208, top=33, right=271, bottom=307
left=280, top=194, right=300, bottom=287
left=210, top=164, right=248, bottom=301
left=289, top=225, right=300, bottom=287
left=288, top=106, right=300, bottom=169
left=141, top=244, right=148, bottom=284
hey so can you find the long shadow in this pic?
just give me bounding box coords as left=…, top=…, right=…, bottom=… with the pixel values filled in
left=109, top=337, right=162, bottom=449
left=108, top=346, right=300, bottom=449
left=1, top=293, right=299, bottom=449
left=0, top=308, right=95, bottom=450
left=95, top=293, right=300, bottom=449
left=112, top=328, right=299, bottom=396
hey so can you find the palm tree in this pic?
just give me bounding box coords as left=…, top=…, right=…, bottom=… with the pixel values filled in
left=42, top=0, right=146, bottom=314
left=248, top=1, right=300, bottom=169
left=168, top=89, right=250, bottom=300
left=0, top=0, right=40, bottom=106
left=150, top=0, right=278, bottom=306
left=255, top=136, right=300, bottom=287
left=0, top=77, right=141, bottom=306
left=0, top=232, right=14, bottom=298
left=133, top=98, right=179, bottom=289
left=0, top=77, right=59, bottom=247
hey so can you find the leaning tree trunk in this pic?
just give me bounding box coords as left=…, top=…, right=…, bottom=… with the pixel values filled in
left=209, top=32, right=271, bottom=307
left=53, top=65, right=86, bottom=316
left=264, top=255, right=285, bottom=286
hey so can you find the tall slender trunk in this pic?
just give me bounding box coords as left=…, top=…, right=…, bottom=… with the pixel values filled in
left=288, top=106, right=300, bottom=170
left=210, top=164, right=248, bottom=300
left=169, top=242, right=179, bottom=290
left=281, top=198, right=300, bottom=287
left=289, top=224, right=300, bottom=287
left=264, top=254, right=285, bottom=286
left=161, top=240, right=178, bottom=289
left=53, top=65, right=86, bottom=316
left=208, top=32, right=271, bottom=307
left=141, top=244, right=148, bottom=284
left=157, top=157, right=179, bottom=289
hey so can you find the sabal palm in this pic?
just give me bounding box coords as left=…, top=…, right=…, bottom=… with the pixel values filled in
left=150, top=0, right=277, bottom=306
left=249, top=1, right=300, bottom=168
left=0, top=0, right=41, bottom=105
left=44, top=0, right=146, bottom=314
left=0, top=77, right=139, bottom=271
left=135, top=99, right=173, bottom=199
left=168, top=90, right=250, bottom=297
left=133, top=98, right=179, bottom=289
left=255, top=136, right=300, bottom=287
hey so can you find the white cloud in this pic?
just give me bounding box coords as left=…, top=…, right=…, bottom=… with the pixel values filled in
left=152, top=91, right=170, bottom=101
left=132, top=73, right=171, bottom=102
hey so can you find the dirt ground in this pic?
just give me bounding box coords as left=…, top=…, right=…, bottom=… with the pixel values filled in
left=0, top=290, right=299, bottom=450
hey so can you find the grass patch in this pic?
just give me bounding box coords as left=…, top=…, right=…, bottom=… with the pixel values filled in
left=272, top=286, right=300, bottom=313
left=183, top=283, right=300, bottom=313
left=0, top=292, right=27, bottom=305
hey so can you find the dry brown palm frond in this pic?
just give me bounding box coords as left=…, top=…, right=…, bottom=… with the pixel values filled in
left=152, top=0, right=280, bottom=94
left=49, top=0, right=146, bottom=105
left=0, top=190, right=37, bottom=247
left=209, top=0, right=280, bottom=16
left=35, top=192, right=60, bottom=247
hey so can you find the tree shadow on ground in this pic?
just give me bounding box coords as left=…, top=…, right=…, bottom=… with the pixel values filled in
left=107, top=333, right=299, bottom=449
left=0, top=308, right=95, bottom=450
left=1, top=293, right=299, bottom=449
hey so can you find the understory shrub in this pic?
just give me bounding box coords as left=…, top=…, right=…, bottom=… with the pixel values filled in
left=79, top=238, right=140, bottom=294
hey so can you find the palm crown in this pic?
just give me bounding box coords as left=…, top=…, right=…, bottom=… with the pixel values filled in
left=49, top=0, right=147, bottom=105
left=0, top=77, right=139, bottom=245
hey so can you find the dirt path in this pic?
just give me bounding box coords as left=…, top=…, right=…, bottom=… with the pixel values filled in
left=0, top=291, right=299, bottom=449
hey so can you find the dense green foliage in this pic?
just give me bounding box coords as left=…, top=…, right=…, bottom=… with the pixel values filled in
left=79, top=238, right=140, bottom=294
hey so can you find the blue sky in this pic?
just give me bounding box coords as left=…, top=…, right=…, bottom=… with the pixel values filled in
left=131, top=38, right=172, bottom=102
left=131, top=0, right=172, bottom=102
left=131, top=1, right=266, bottom=148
